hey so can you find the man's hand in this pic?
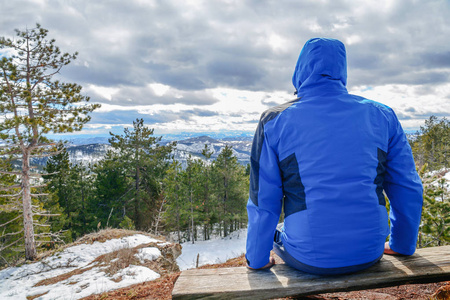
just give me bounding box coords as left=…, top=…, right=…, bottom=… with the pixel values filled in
left=384, top=242, right=401, bottom=255
left=246, top=256, right=275, bottom=270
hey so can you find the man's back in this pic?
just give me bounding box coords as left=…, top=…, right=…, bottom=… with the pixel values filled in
left=246, top=38, right=423, bottom=272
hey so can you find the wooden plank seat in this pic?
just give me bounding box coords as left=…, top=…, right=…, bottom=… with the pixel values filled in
left=172, top=245, right=450, bottom=299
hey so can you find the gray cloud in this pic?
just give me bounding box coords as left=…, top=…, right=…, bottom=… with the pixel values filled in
left=89, top=107, right=220, bottom=127
left=420, top=51, right=450, bottom=68
left=107, top=86, right=219, bottom=106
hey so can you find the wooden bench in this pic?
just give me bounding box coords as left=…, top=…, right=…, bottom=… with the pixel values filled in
left=172, top=245, right=450, bottom=299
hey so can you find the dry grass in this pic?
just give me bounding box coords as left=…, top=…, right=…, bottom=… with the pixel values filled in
left=32, top=228, right=162, bottom=265
left=93, top=246, right=140, bottom=277
left=198, top=253, right=247, bottom=269
left=81, top=272, right=181, bottom=300
left=33, top=265, right=97, bottom=287
left=26, top=291, right=49, bottom=300
left=72, top=228, right=164, bottom=246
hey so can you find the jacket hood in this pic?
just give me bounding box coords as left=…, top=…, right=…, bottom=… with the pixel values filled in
left=292, top=38, right=347, bottom=93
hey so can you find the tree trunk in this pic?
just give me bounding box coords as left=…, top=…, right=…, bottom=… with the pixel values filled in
left=81, top=173, right=87, bottom=236
left=175, top=185, right=181, bottom=242
left=204, top=179, right=209, bottom=240
left=22, top=149, right=36, bottom=260
left=135, top=164, right=140, bottom=229
left=153, top=197, right=166, bottom=235
left=190, top=192, right=195, bottom=244
left=176, top=210, right=181, bottom=242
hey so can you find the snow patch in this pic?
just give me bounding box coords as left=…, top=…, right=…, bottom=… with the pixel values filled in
left=112, top=265, right=160, bottom=286
left=176, top=229, right=247, bottom=270
left=135, top=247, right=161, bottom=263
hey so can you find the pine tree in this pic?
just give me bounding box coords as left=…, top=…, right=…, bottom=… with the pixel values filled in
left=411, top=116, right=450, bottom=170
left=44, top=151, right=95, bottom=241
left=43, top=145, right=72, bottom=240
left=70, top=163, right=94, bottom=237
left=92, top=151, right=130, bottom=229
left=418, top=167, right=450, bottom=247
left=0, top=24, right=99, bottom=260
left=199, top=144, right=215, bottom=240
left=212, top=145, right=248, bottom=237
left=107, top=118, right=175, bottom=230
left=0, top=157, right=23, bottom=265
left=163, top=161, right=189, bottom=242
left=161, top=144, right=249, bottom=241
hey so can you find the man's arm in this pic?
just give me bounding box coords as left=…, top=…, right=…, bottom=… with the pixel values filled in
left=246, top=119, right=283, bottom=269
left=384, top=111, right=423, bottom=255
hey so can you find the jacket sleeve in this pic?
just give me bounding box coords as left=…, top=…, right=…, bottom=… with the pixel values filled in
left=384, top=111, right=423, bottom=255
left=246, top=119, right=283, bottom=269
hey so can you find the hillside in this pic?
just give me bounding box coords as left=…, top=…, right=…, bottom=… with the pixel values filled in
left=0, top=228, right=247, bottom=300
left=0, top=229, right=181, bottom=300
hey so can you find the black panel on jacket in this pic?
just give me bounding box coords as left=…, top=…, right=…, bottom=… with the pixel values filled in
left=249, top=98, right=301, bottom=207
left=280, top=153, right=307, bottom=217
left=374, top=147, right=387, bottom=206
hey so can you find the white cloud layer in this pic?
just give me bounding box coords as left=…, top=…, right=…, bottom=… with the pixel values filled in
left=1, top=0, right=449, bottom=136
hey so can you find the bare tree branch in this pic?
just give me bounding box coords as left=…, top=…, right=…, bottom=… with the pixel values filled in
left=0, top=189, right=23, bottom=198
left=0, top=151, right=22, bottom=157
left=30, top=193, right=49, bottom=197
left=30, top=184, right=48, bottom=189
left=0, top=237, right=23, bottom=252
left=33, top=223, right=50, bottom=227
left=0, top=185, right=21, bottom=191
left=33, top=213, right=60, bottom=217
left=0, top=202, right=22, bottom=212
left=0, top=215, right=22, bottom=228
left=0, top=254, right=11, bottom=268
left=0, top=229, right=24, bottom=237
left=36, top=229, right=68, bottom=236
left=0, top=145, right=19, bottom=149
left=28, top=142, right=59, bottom=152
left=28, top=174, right=43, bottom=179
left=0, top=170, right=21, bottom=176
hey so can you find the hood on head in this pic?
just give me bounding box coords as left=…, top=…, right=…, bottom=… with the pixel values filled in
left=292, top=38, right=347, bottom=93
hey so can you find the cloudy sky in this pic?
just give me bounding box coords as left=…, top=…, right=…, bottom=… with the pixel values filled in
left=1, top=0, right=449, bottom=138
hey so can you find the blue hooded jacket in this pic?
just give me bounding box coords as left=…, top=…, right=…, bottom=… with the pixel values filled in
left=246, top=38, right=423, bottom=270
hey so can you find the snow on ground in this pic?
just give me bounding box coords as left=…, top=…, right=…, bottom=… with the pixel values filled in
left=177, top=228, right=247, bottom=270
left=0, top=230, right=248, bottom=299
left=0, top=234, right=164, bottom=300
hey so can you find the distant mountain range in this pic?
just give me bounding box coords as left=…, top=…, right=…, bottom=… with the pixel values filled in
left=55, top=135, right=253, bottom=167
left=64, top=131, right=254, bottom=146
left=172, top=135, right=252, bottom=166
